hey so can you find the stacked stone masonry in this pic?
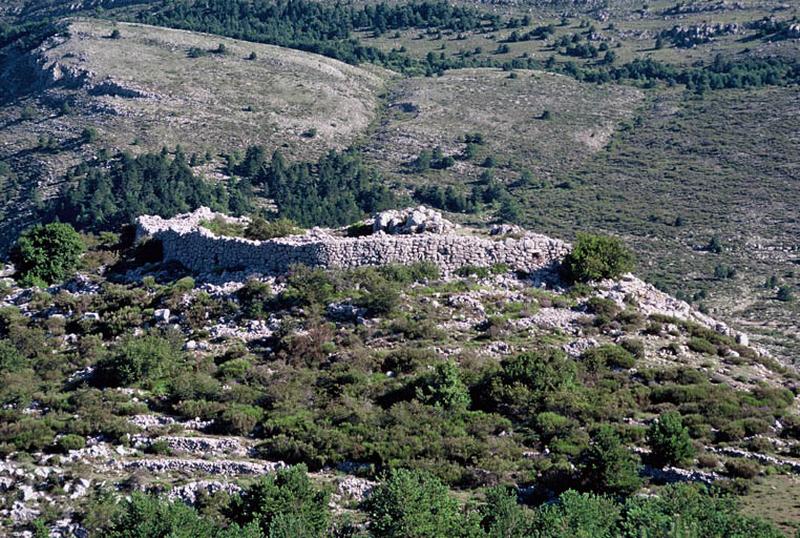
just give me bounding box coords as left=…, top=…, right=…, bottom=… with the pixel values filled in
left=136, top=207, right=571, bottom=277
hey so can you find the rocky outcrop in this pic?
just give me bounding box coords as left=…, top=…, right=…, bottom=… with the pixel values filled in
left=122, top=457, right=284, bottom=476
left=132, top=435, right=251, bottom=457
left=662, top=23, right=740, bottom=47
left=136, top=207, right=570, bottom=278
left=372, top=206, right=456, bottom=234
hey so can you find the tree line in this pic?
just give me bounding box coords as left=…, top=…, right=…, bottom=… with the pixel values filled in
left=54, top=147, right=252, bottom=232
left=134, top=0, right=496, bottom=71
left=238, top=146, right=400, bottom=227
left=89, top=464, right=783, bottom=537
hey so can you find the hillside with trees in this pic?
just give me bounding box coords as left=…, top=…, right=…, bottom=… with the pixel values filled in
left=0, top=0, right=798, bottom=535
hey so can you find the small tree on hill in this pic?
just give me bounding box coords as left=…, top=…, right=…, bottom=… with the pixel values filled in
left=81, top=127, right=99, bottom=143
left=228, top=464, right=330, bottom=537
left=416, top=360, right=471, bottom=411
left=11, top=222, right=85, bottom=286
left=580, top=425, right=642, bottom=496
left=777, top=285, right=794, bottom=302
left=647, top=411, right=695, bottom=467
left=563, top=233, right=634, bottom=283
left=365, top=469, right=468, bottom=538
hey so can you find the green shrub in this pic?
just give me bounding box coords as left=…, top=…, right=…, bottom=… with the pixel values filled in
left=172, top=276, right=196, bottom=293
left=104, top=492, right=260, bottom=537
left=237, top=279, right=274, bottom=319
left=200, top=216, right=245, bottom=237
left=646, top=411, right=695, bottom=467
left=379, top=262, right=440, bottom=284
left=535, top=412, right=575, bottom=442
left=215, top=404, right=263, bottom=435
left=382, top=347, right=432, bottom=374
left=724, top=458, right=759, bottom=479
left=354, top=277, right=400, bottom=316
left=147, top=440, right=172, bottom=455
left=687, top=337, right=717, bottom=355
left=281, top=265, right=335, bottom=308
left=82, top=127, right=99, bottom=143
left=580, top=425, right=642, bottom=496
left=365, top=469, right=468, bottom=538
left=94, top=333, right=185, bottom=387
left=533, top=490, right=619, bottom=537
left=245, top=217, right=302, bottom=240
left=11, top=223, right=85, bottom=286
left=717, top=421, right=746, bottom=442
left=0, top=340, right=25, bottom=372
left=480, top=485, right=533, bottom=537
left=776, top=285, right=793, bottom=302
left=217, top=357, right=253, bottom=380
left=228, top=464, right=330, bottom=537
left=620, top=339, right=645, bottom=360
left=582, top=344, right=636, bottom=370
left=489, top=349, right=577, bottom=418
left=576, top=296, right=622, bottom=319
left=456, top=265, right=491, bottom=279
left=415, top=361, right=471, bottom=411
left=563, top=233, right=634, bottom=283
left=619, top=483, right=783, bottom=537
left=56, top=434, right=86, bottom=453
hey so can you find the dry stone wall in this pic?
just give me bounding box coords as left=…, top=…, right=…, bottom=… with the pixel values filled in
left=136, top=207, right=571, bottom=277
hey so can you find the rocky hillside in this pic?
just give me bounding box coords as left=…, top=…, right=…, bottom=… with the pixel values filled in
left=0, top=18, right=385, bottom=251
left=1, top=209, right=798, bottom=535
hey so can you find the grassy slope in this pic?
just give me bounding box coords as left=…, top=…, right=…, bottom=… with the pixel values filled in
left=363, top=68, right=643, bottom=189
left=511, top=86, right=800, bottom=361
left=6, top=19, right=385, bottom=162
left=0, top=18, right=387, bottom=248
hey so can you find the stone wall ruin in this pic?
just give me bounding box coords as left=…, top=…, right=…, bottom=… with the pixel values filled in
left=135, top=207, right=571, bottom=277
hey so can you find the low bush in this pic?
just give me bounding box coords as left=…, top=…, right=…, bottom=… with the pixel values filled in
left=688, top=337, right=717, bottom=355
left=582, top=344, right=636, bottom=370
left=245, top=216, right=302, bottom=240
left=200, top=216, right=245, bottom=237
left=647, top=411, right=695, bottom=467
left=56, top=434, right=86, bottom=453
left=94, top=333, right=185, bottom=388
left=724, top=458, right=759, bottom=479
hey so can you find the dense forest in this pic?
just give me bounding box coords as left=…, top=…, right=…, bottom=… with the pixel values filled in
left=129, top=0, right=800, bottom=87
left=134, top=0, right=496, bottom=71
left=55, top=148, right=252, bottom=231
left=241, top=147, right=400, bottom=227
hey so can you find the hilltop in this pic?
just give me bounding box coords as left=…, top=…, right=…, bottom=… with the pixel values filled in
left=0, top=1, right=798, bottom=533
left=0, top=18, right=385, bottom=249
left=0, top=208, right=799, bottom=535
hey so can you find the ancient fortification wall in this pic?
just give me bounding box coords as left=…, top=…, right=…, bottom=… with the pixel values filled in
left=136, top=207, right=571, bottom=276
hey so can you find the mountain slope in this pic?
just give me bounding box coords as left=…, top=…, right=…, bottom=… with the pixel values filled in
left=0, top=18, right=386, bottom=249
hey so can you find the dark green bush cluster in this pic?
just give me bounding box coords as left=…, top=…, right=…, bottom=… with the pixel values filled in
left=91, top=466, right=782, bottom=538
left=11, top=222, right=85, bottom=286
left=137, top=0, right=497, bottom=71
left=94, top=332, right=186, bottom=388
left=647, top=411, right=695, bottom=467
left=581, top=344, right=636, bottom=370
left=238, top=148, right=398, bottom=227
left=563, top=233, right=635, bottom=283
left=56, top=148, right=252, bottom=232
left=245, top=217, right=302, bottom=240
